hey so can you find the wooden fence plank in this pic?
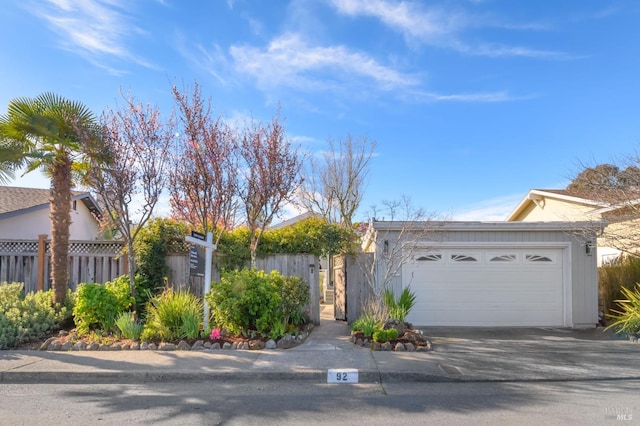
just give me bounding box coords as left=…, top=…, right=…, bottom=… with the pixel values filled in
left=0, top=239, right=125, bottom=292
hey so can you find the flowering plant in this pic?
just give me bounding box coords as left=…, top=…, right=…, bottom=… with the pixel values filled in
left=209, top=327, right=221, bottom=340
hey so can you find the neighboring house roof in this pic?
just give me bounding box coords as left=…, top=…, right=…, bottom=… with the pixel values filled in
left=0, top=186, right=101, bottom=220
left=269, top=211, right=318, bottom=229
left=506, top=189, right=608, bottom=221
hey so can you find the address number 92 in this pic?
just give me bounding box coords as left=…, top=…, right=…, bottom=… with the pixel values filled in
left=327, top=368, right=358, bottom=383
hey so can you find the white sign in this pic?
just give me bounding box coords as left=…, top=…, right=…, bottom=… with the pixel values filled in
left=327, top=369, right=359, bottom=384
left=185, top=232, right=216, bottom=330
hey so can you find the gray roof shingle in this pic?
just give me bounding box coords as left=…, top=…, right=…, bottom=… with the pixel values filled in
left=0, top=186, right=92, bottom=216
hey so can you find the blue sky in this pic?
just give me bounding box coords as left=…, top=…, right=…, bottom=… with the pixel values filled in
left=2, top=0, right=640, bottom=222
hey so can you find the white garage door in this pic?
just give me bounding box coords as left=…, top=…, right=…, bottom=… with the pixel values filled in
left=403, top=247, right=566, bottom=327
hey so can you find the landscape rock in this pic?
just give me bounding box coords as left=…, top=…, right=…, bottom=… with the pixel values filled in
left=121, top=343, right=131, bottom=350
left=47, top=340, right=62, bottom=351
left=405, top=343, right=416, bottom=352
left=130, top=343, right=140, bottom=350
left=192, top=341, right=205, bottom=350
left=73, top=341, right=87, bottom=351
left=276, top=335, right=298, bottom=349
left=60, top=341, right=73, bottom=351
left=203, top=341, right=212, bottom=349
left=40, top=337, right=56, bottom=351
left=177, top=340, right=191, bottom=351
left=381, top=342, right=393, bottom=351
left=159, top=343, right=176, bottom=351
left=265, top=339, right=277, bottom=349
left=148, top=343, right=158, bottom=350
left=383, top=319, right=406, bottom=336
left=231, top=342, right=238, bottom=350
left=87, top=342, right=100, bottom=351
left=249, top=340, right=265, bottom=350
left=222, top=342, right=232, bottom=350
left=211, top=342, right=221, bottom=350
left=140, top=342, right=149, bottom=350
left=394, top=343, right=406, bottom=351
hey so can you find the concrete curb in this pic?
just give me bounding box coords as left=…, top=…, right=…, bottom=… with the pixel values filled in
left=3, top=369, right=640, bottom=385
left=0, top=370, right=383, bottom=384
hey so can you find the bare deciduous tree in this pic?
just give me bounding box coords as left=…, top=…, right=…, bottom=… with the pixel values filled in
left=300, top=135, right=375, bottom=227
left=169, top=81, right=238, bottom=244
left=362, top=195, right=442, bottom=297
left=88, top=94, right=174, bottom=304
left=238, top=109, right=303, bottom=267
left=568, top=160, right=640, bottom=257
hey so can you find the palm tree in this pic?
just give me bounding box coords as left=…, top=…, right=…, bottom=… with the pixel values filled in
left=0, top=132, right=25, bottom=184
left=0, top=93, right=103, bottom=303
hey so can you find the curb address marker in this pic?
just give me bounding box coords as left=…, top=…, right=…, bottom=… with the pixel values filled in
left=327, top=368, right=358, bottom=383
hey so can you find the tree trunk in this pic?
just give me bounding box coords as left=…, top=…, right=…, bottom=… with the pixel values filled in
left=250, top=236, right=257, bottom=269
left=127, top=240, right=137, bottom=313
left=50, top=155, right=72, bottom=304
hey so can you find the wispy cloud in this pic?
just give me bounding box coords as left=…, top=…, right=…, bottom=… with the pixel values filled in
left=32, top=0, right=155, bottom=74
left=229, top=33, right=419, bottom=93
left=452, top=193, right=525, bottom=221
left=328, top=0, right=569, bottom=59
left=330, top=0, right=463, bottom=41
left=174, top=31, right=231, bottom=86
left=414, top=90, right=513, bottom=103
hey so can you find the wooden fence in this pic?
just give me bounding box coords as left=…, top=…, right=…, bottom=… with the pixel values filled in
left=0, top=237, right=125, bottom=293
left=166, top=253, right=320, bottom=325
left=1, top=239, right=320, bottom=325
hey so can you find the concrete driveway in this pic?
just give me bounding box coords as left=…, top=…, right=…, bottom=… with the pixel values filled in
left=404, top=326, right=640, bottom=382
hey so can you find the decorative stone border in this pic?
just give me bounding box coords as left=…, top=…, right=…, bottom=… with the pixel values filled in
left=37, top=326, right=313, bottom=352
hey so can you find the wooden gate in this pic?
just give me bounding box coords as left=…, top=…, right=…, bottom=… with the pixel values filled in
left=333, top=255, right=347, bottom=320
left=332, top=253, right=374, bottom=323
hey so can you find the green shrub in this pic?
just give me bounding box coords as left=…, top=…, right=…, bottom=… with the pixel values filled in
left=216, top=217, right=354, bottom=270
left=134, top=218, right=189, bottom=309
left=0, top=282, right=71, bottom=349
left=73, top=277, right=133, bottom=335
left=206, top=269, right=281, bottom=336
left=105, top=276, right=135, bottom=312
left=373, top=328, right=399, bottom=342
left=351, top=313, right=383, bottom=338
left=599, top=255, right=640, bottom=316
left=384, top=287, right=416, bottom=322
left=141, top=288, right=203, bottom=341
left=115, top=311, right=143, bottom=340
left=605, top=284, right=640, bottom=335
left=206, top=269, right=308, bottom=339
left=278, top=275, right=310, bottom=326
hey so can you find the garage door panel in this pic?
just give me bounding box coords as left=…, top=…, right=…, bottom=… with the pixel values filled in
left=408, top=308, right=563, bottom=326
left=404, top=247, right=565, bottom=327
left=418, top=289, right=562, bottom=304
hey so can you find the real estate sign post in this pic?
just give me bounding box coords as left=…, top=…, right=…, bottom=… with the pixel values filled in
left=185, top=231, right=216, bottom=330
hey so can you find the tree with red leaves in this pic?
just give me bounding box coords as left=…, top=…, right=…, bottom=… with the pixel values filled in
left=169, top=81, right=239, bottom=244
left=238, top=109, right=303, bottom=267
left=88, top=93, right=175, bottom=306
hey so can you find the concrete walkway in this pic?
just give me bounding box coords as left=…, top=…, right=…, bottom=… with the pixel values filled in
left=1, top=304, right=639, bottom=384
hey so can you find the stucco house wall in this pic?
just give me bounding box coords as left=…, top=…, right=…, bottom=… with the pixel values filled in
left=0, top=201, right=100, bottom=240
left=0, top=186, right=102, bottom=241
left=507, top=189, right=621, bottom=265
